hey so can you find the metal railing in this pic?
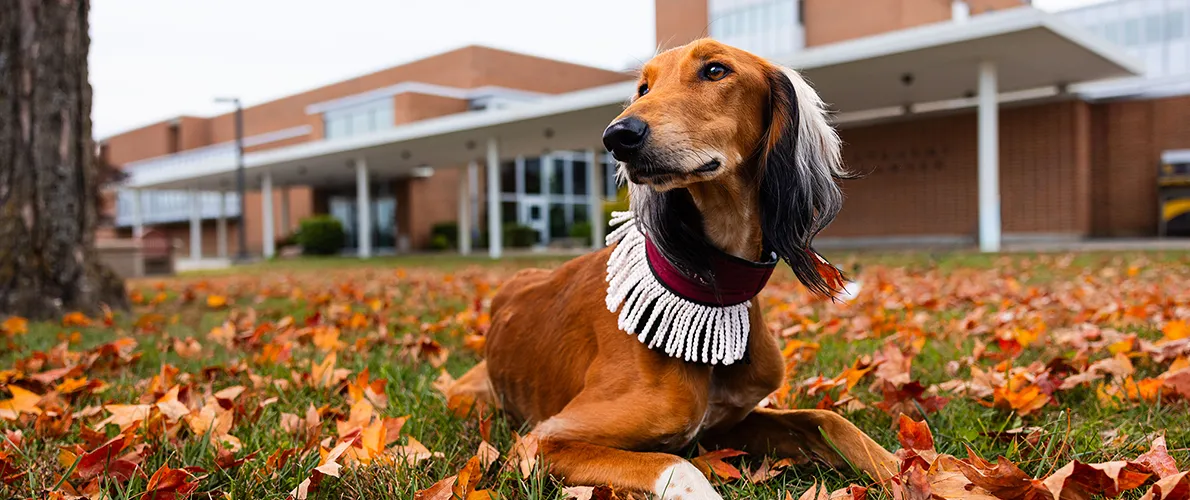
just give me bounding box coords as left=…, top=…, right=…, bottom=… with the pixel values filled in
left=114, top=189, right=240, bottom=227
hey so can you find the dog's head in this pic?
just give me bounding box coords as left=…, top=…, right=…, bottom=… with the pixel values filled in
left=603, top=39, right=849, bottom=296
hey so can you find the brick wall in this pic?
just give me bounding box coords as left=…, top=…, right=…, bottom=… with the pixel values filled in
left=104, top=122, right=174, bottom=166
left=391, top=168, right=465, bottom=250
left=804, top=0, right=1024, bottom=47
left=656, top=0, right=709, bottom=50
left=653, top=0, right=1027, bottom=50
left=1089, top=95, right=1190, bottom=237
left=394, top=94, right=469, bottom=126
left=824, top=101, right=1091, bottom=239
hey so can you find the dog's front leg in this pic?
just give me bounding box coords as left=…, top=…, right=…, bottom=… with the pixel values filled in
left=527, top=393, right=723, bottom=499
left=532, top=437, right=720, bottom=499
left=699, top=408, right=899, bottom=483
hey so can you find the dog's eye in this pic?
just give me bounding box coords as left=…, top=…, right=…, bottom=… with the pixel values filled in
left=638, top=83, right=649, bottom=96
left=701, top=62, right=730, bottom=81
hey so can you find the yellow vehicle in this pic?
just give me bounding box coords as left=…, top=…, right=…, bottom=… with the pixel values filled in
left=1159, top=150, right=1190, bottom=237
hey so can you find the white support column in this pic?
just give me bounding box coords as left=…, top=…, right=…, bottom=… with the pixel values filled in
left=469, top=161, right=480, bottom=243
left=458, top=161, right=474, bottom=255
left=261, top=171, right=276, bottom=259
left=131, top=189, right=145, bottom=239
left=486, top=138, right=502, bottom=259
left=280, top=186, right=291, bottom=236
left=977, top=60, right=1001, bottom=253
left=189, top=188, right=202, bottom=260
left=355, top=158, right=372, bottom=258
left=586, top=149, right=605, bottom=249
left=216, top=191, right=228, bottom=259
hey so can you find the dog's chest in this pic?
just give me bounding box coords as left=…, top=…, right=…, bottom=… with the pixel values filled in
left=699, top=371, right=779, bottom=433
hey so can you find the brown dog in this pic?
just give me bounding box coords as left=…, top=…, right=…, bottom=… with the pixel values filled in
left=448, top=39, right=898, bottom=499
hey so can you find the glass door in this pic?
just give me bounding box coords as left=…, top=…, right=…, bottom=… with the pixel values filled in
left=328, top=196, right=356, bottom=250
left=327, top=191, right=397, bottom=252
left=519, top=196, right=548, bottom=245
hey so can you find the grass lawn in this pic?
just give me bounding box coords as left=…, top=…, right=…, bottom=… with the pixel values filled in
left=1, top=249, right=1189, bottom=499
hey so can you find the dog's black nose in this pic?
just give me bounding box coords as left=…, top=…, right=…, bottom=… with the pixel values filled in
left=602, top=117, right=650, bottom=161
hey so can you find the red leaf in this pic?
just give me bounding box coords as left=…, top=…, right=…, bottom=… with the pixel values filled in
left=143, top=465, right=201, bottom=500
left=76, top=436, right=139, bottom=481
left=955, top=446, right=1052, bottom=500
left=1136, top=436, right=1180, bottom=479
left=691, top=449, right=747, bottom=480
left=896, top=415, right=934, bottom=452
left=1141, top=470, right=1189, bottom=500
left=1042, top=460, right=1151, bottom=500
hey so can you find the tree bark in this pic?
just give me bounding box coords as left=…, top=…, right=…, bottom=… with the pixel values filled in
left=0, top=0, right=127, bottom=320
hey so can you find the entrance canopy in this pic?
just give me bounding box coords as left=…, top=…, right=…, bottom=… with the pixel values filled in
left=125, top=7, right=1140, bottom=192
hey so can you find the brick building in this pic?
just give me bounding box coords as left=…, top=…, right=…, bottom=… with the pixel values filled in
left=103, top=45, right=630, bottom=258
left=657, top=0, right=1190, bottom=243
left=108, top=0, right=1184, bottom=265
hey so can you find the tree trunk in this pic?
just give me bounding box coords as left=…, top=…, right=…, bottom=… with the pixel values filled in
left=0, top=0, right=127, bottom=320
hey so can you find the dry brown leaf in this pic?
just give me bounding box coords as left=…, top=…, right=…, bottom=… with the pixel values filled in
left=505, top=432, right=540, bottom=479
left=477, top=440, right=500, bottom=470
left=1136, top=436, right=1180, bottom=479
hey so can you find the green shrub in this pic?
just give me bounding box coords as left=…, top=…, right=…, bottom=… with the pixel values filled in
left=604, top=188, right=629, bottom=236
left=430, top=222, right=459, bottom=249
left=503, top=224, right=539, bottom=248
left=295, top=216, right=346, bottom=255
left=428, top=234, right=451, bottom=251
left=569, top=221, right=592, bottom=246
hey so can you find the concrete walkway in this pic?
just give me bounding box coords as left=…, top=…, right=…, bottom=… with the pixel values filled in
left=1003, top=238, right=1190, bottom=253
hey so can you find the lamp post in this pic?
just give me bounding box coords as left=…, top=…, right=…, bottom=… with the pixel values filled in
left=215, top=97, right=248, bottom=261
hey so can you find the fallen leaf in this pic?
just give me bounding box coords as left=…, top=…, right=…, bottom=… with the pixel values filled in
left=1162, top=320, right=1190, bottom=342
left=477, top=440, right=500, bottom=470
left=505, top=432, right=540, bottom=479
left=1136, top=436, right=1180, bottom=479
left=0, top=385, right=42, bottom=420
left=1042, top=460, right=1151, bottom=500
left=75, top=436, right=141, bottom=482
left=155, top=386, right=191, bottom=422
left=1, top=317, right=28, bottom=335
left=414, top=475, right=457, bottom=500
left=315, top=439, right=353, bottom=478
left=1140, top=470, right=1189, bottom=500
left=206, top=295, right=228, bottom=309
left=453, top=456, right=483, bottom=498
left=690, top=448, right=747, bottom=481
left=143, top=465, right=201, bottom=500
left=95, top=404, right=153, bottom=430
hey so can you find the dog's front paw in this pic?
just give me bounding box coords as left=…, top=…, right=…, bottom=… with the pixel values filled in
left=653, top=461, right=722, bottom=500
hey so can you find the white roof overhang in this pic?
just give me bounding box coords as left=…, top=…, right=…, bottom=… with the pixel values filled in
left=126, top=7, right=1141, bottom=191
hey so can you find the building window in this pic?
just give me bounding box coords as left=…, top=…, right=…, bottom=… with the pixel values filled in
left=524, top=158, right=543, bottom=195
left=710, top=0, right=801, bottom=57
left=550, top=158, right=566, bottom=195
left=323, top=98, right=393, bottom=139
left=572, top=159, right=588, bottom=196
left=1104, top=21, right=1121, bottom=44
left=492, top=152, right=623, bottom=245
left=1168, top=11, right=1186, bottom=41
left=549, top=203, right=568, bottom=238
left=1146, top=14, right=1164, bottom=44
left=501, top=201, right=518, bottom=224
left=1125, top=18, right=1141, bottom=45
left=500, top=161, right=517, bottom=194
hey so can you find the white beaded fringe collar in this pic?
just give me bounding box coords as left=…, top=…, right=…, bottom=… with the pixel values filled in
left=604, top=211, right=751, bottom=366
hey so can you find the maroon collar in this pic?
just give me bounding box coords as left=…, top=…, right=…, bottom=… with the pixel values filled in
left=644, top=235, right=778, bottom=307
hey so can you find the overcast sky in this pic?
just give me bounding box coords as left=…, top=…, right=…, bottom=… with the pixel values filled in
left=89, top=0, right=1107, bottom=139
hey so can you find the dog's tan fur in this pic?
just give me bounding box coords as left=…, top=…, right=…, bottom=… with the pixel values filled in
left=448, top=39, right=898, bottom=498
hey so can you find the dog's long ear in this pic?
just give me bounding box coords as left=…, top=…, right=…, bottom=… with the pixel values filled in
left=758, top=65, right=850, bottom=297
